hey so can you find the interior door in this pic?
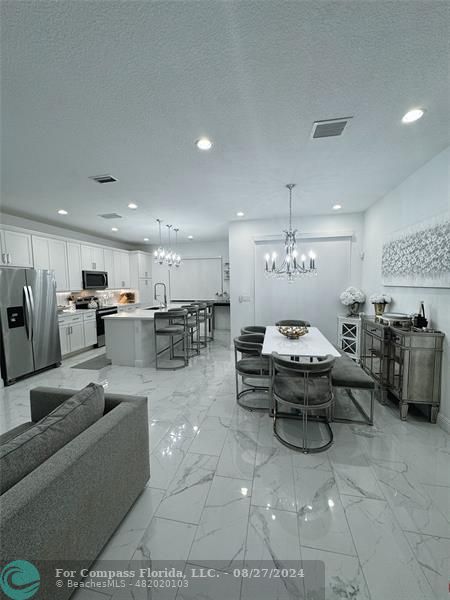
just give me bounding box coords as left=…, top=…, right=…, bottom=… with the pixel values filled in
left=26, top=269, right=61, bottom=370
left=254, top=238, right=352, bottom=343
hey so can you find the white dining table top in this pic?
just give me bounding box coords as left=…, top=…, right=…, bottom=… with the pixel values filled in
left=262, top=326, right=341, bottom=358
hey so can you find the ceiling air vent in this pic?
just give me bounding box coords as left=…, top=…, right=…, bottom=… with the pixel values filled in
left=89, top=174, right=118, bottom=184
left=311, top=117, right=352, bottom=139
left=99, top=213, right=122, bottom=220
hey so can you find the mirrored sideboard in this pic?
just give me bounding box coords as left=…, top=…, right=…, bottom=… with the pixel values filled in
left=360, top=316, right=444, bottom=422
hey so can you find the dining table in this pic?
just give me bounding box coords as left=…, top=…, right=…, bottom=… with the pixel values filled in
left=262, top=326, right=341, bottom=358
left=261, top=326, right=341, bottom=414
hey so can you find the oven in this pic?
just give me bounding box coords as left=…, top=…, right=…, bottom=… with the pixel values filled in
left=96, top=306, right=118, bottom=347
left=82, top=270, right=108, bottom=290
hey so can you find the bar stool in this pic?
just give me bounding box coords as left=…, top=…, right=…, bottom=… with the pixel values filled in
left=205, top=301, right=214, bottom=342
left=241, top=325, right=266, bottom=335
left=154, top=309, right=189, bottom=370
left=170, top=306, right=200, bottom=357
left=271, top=353, right=335, bottom=453
left=234, top=334, right=270, bottom=411
left=275, top=319, right=311, bottom=327
left=191, top=302, right=208, bottom=348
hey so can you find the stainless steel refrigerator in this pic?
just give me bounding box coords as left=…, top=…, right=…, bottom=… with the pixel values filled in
left=0, top=268, right=61, bottom=385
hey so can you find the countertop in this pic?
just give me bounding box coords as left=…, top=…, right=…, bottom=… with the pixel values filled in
left=103, top=304, right=185, bottom=321
left=59, top=302, right=141, bottom=315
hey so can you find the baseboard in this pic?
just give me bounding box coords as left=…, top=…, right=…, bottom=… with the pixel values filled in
left=437, top=412, right=450, bottom=433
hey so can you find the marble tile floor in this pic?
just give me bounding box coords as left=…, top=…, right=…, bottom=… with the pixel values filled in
left=1, top=333, right=449, bottom=600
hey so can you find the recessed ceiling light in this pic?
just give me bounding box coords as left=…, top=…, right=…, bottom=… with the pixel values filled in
left=128, top=202, right=138, bottom=209
left=188, top=235, right=194, bottom=239
left=402, top=108, right=425, bottom=123
left=236, top=211, right=244, bottom=217
left=143, top=238, right=149, bottom=242
left=332, top=204, right=342, bottom=210
left=111, top=227, right=119, bottom=232
left=195, top=137, right=212, bottom=151
left=57, top=209, right=68, bottom=215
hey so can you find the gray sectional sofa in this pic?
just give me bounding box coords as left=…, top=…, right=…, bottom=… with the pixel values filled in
left=0, top=386, right=150, bottom=600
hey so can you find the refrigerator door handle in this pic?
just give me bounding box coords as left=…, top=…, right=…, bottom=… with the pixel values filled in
left=27, top=285, right=35, bottom=342
left=23, top=286, right=32, bottom=340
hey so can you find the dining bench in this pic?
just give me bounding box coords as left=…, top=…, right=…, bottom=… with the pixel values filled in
left=331, top=349, right=376, bottom=425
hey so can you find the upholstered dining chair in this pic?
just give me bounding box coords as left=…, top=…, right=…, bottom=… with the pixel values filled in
left=233, top=334, right=270, bottom=411
left=240, top=325, right=267, bottom=335
left=271, top=352, right=335, bottom=453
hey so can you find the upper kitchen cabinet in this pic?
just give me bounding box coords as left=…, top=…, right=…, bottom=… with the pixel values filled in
left=113, top=250, right=131, bottom=288
left=103, top=249, right=115, bottom=286
left=129, top=251, right=152, bottom=288
left=31, top=235, right=69, bottom=290
left=0, top=229, right=33, bottom=267
left=67, top=242, right=83, bottom=290
left=81, top=244, right=105, bottom=271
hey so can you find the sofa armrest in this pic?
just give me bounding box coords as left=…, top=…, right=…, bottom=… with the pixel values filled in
left=30, top=386, right=147, bottom=421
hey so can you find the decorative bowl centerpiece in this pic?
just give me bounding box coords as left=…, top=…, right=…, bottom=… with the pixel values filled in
left=277, top=325, right=308, bottom=339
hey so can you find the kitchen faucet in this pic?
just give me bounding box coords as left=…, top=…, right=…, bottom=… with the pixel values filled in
left=154, top=282, right=167, bottom=308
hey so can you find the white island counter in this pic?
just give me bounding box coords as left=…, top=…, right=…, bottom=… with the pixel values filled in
left=103, top=304, right=186, bottom=367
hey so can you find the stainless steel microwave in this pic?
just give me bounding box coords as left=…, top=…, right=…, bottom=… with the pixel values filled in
left=82, top=270, right=108, bottom=290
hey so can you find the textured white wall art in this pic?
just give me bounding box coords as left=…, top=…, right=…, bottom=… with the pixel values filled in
left=382, top=213, right=450, bottom=288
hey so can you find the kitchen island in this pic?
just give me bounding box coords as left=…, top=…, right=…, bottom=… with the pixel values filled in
left=103, top=304, right=186, bottom=367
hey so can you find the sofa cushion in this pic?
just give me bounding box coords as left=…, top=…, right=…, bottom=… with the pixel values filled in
left=331, top=352, right=375, bottom=389
left=0, top=422, right=34, bottom=445
left=0, top=382, right=104, bottom=495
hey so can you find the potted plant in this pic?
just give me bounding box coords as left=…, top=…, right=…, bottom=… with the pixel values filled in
left=339, top=287, right=366, bottom=316
left=369, top=293, right=392, bottom=316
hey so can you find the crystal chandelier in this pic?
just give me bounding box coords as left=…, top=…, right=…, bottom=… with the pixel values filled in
left=153, top=218, right=165, bottom=264
left=264, top=184, right=317, bottom=282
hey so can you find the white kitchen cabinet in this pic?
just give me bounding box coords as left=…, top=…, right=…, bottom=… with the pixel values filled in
left=59, top=323, right=71, bottom=356
left=113, top=250, right=130, bottom=288
left=31, top=235, right=69, bottom=290
left=103, top=249, right=115, bottom=287
left=129, top=251, right=153, bottom=289
left=83, top=313, right=97, bottom=346
left=67, top=242, right=82, bottom=290
left=58, top=312, right=97, bottom=356
left=70, top=322, right=85, bottom=353
left=81, top=244, right=105, bottom=271
left=0, top=229, right=33, bottom=267
left=138, top=278, right=153, bottom=305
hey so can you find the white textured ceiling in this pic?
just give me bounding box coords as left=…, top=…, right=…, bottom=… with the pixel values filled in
left=1, top=1, right=449, bottom=243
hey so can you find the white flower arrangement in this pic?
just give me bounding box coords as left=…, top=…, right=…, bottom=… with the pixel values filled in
left=369, top=293, right=391, bottom=304
left=339, top=287, right=366, bottom=306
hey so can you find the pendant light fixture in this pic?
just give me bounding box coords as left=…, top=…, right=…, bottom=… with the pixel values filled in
left=264, top=184, right=317, bottom=282
left=153, top=218, right=165, bottom=264
left=165, top=224, right=174, bottom=267
left=174, top=228, right=181, bottom=267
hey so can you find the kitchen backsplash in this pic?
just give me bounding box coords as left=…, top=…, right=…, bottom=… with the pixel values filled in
left=56, top=288, right=135, bottom=308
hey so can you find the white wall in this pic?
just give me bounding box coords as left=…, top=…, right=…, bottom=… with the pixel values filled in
left=362, top=146, right=450, bottom=430
left=149, top=239, right=230, bottom=297
left=229, top=213, right=365, bottom=339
